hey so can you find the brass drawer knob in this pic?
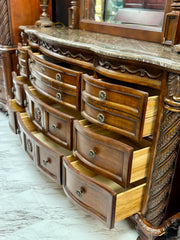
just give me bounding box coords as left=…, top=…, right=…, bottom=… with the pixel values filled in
left=43, top=159, right=50, bottom=166
left=56, top=73, right=62, bottom=81
left=24, top=99, right=28, bottom=107
left=56, top=92, right=62, bottom=101
left=52, top=124, right=57, bottom=131
left=76, top=187, right=85, bottom=198
left=88, top=150, right=95, bottom=159
left=28, top=58, right=34, bottom=65
left=99, top=90, right=106, bottom=100
left=12, top=86, right=16, bottom=93
left=97, top=113, right=104, bottom=123
left=40, top=67, right=46, bottom=72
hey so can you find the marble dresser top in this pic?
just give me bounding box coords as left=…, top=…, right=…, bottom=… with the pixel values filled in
left=20, top=25, right=180, bottom=73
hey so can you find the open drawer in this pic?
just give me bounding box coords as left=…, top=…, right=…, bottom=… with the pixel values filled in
left=73, top=120, right=151, bottom=187
left=7, top=98, right=25, bottom=134
left=81, top=74, right=159, bottom=141
left=24, top=85, right=82, bottom=150
left=17, top=43, right=31, bottom=77
left=17, top=112, right=72, bottom=184
left=12, top=71, right=30, bottom=107
left=63, top=155, right=146, bottom=228
left=28, top=50, right=82, bottom=110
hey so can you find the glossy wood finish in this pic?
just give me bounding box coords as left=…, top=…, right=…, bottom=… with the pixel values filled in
left=73, top=120, right=151, bottom=187
left=81, top=74, right=159, bottom=141
left=63, top=155, right=146, bottom=228
left=28, top=50, right=82, bottom=110
left=24, top=85, right=82, bottom=150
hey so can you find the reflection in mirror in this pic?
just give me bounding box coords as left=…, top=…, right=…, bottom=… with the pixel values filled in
left=82, top=0, right=166, bottom=30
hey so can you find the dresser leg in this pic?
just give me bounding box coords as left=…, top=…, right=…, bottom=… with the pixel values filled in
left=132, top=213, right=180, bottom=240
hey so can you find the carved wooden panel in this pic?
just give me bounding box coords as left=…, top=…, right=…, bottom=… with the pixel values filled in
left=0, top=0, right=12, bottom=45
left=143, top=72, right=180, bottom=227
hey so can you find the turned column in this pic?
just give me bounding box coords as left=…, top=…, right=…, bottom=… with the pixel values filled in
left=133, top=73, right=180, bottom=240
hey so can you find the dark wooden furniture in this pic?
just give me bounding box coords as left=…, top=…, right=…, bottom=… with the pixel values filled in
left=6, top=24, right=180, bottom=239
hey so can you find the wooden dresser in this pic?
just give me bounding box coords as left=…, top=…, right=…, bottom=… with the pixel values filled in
left=6, top=21, right=180, bottom=239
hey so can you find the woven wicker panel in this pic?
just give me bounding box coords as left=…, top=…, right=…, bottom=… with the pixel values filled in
left=0, top=0, right=12, bottom=45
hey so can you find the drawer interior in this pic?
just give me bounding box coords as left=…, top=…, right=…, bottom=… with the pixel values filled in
left=14, top=76, right=30, bottom=84
left=8, top=99, right=25, bottom=113
left=78, top=120, right=151, bottom=184
left=66, top=155, right=146, bottom=224
left=35, top=53, right=94, bottom=75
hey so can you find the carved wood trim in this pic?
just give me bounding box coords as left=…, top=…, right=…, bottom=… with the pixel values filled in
left=98, top=57, right=163, bottom=79
left=0, top=0, right=12, bottom=45
left=134, top=72, right=180, bottom=239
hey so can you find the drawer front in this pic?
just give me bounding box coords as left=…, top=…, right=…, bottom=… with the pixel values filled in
left=47, top=112, right=73, bottom=150
left=82, top=74, right=148, bottom=118
left=29, top=50, right=82, bottom=89
left=0, top=85, right=6, bottom=101
left=73, top=120, right=133, bottom=187
left=12, top=73, right=29, bottom=107
left=17, top=44, right=31, bottom=77
left=24, top=85, right=74, bottom=149
left=82, top=100, right=141, bottom=140
left=82, top=74, right=150, bottom=141
left=36, top=144, right=61, bottom=184
left=31, top=72, right=79, bottom=110
left=63, top=157, right=116, bottom=228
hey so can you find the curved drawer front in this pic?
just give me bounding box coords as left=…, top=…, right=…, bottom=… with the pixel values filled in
left=28, top=50, right=82, bottom=90
left=7, top=98, right=24, bottom=134
left=17, top=44, right=31, bottom=77
left=17, top=112, right=71, bottom=185
left=30, top=70, right=79, bottom=110
left=12, top=72, right=30, bottom=107
left=17, top=112, right=37, bottom=162
left=63, top=156, right=146, bottom=228
left=81, top=74, right=158, bottom=141
left=24, top=86, right=74, bottom=150
left=36, top=137, right=61, bottom=184
left=73, top=120, right=151, bottom=187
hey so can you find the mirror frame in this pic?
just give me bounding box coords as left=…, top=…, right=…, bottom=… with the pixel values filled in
left=77, top=0, right=172, bottom=43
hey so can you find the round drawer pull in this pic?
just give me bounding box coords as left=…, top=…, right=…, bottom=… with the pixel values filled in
left=12, top=86, right=16, bottom=93
left=28, top=58, right=34, bottom=65
left=99, top=90, right=106, bottom=100
left=76, top=187, right=85, bottom=198
left=24, top=99, right=28, bottom=107
left=56, top=93, right=62, bottom=101
left=97, top=113, right=104, bottom=123
left=16, top=128, right=21, bottom=134
left=52, top=124, right=57, bottom=131
left=40, top=67, right=46, bottom=72
left=56, top=73, right=62, bottom=81
left=43, top=159, right=50, bottom=166
left=88, top=150, right=95, bottom=159
left=17, top=64, right=20, bottom=70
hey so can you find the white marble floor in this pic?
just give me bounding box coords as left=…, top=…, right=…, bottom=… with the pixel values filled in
left=0, top=111, right=139, bottom=240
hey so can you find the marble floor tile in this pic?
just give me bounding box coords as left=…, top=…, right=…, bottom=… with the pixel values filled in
left=0, top=111, right=139, bottom=240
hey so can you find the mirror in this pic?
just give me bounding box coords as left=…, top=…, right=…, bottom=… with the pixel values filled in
left=82, top=0, right=165, bottom=29
left=79, top=0, right=170, bottom=42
